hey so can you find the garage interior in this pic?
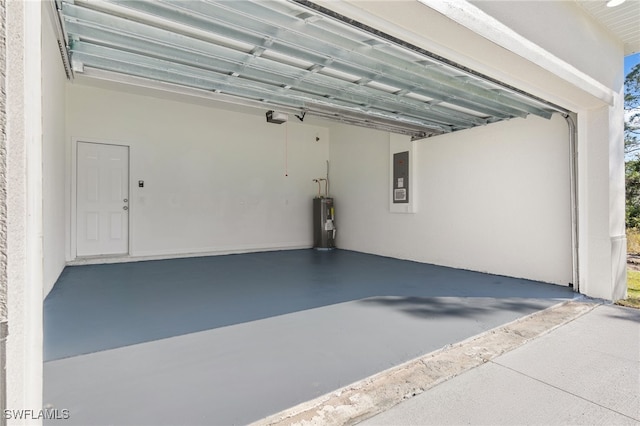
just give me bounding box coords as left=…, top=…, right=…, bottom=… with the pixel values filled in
left=38, top=0, right=616, bottom=424
left=44, top=250, right=575, bottom=425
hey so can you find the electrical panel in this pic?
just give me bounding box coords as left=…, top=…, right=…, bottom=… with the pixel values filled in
left=389, top=134, right=416, bottom=214
left=393, top=151, right=409, bottom=204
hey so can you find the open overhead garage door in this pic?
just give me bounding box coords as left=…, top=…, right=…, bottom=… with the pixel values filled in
left=52, top=0, right=568, bottom=140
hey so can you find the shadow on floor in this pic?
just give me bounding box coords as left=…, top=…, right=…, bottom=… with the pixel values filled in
left=44, top=249, right=575, bottom=361
left=358, top=296, right=551, bottom=319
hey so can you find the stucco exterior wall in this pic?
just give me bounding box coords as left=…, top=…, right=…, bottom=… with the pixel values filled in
left=6, top=0, right=43, bottom=421
left=0, top=0, right=8, bottom=420
left=0, top=0, right=8, bottom=323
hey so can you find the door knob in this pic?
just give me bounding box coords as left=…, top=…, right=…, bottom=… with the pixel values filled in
left=123, top=206, right=128, bottom=211
left=123, top=198, right=128, bottom=203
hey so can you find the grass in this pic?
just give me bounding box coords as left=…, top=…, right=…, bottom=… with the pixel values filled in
left=617, top=230, right=640, bottom=308
left=617, top=269, right=640, bottom=308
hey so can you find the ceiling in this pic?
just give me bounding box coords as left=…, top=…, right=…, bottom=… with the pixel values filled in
left=576, top=0, right=640, bottom=56
left=53, top=0, right=567, bottom=140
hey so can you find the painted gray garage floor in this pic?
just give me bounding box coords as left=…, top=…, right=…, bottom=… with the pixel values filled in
left=44, top=249, right=575, bottom=425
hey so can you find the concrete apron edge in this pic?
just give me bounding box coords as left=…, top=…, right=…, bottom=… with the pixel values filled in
left=251, top=300, right=599, bottom=426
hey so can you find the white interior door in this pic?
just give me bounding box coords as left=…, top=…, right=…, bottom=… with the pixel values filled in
left=76, top=142, right=129, bottom=257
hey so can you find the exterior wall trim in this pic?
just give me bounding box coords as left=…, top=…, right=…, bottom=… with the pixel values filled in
left=417, top=0, right=615, bottom=106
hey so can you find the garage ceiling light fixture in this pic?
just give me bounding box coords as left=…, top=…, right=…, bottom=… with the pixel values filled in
left=53, top=0, right=567, bottom=140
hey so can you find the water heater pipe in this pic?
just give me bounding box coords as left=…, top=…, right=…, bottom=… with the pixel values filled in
left=326, top=160, right=330, bottom=197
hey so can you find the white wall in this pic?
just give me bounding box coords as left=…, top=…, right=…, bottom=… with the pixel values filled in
left=66, top=84, right=330, bottom=259
left=326, top=0, right=626, bottom=300
left=463, top=0, right=626, bottom=299
left=330, top=115, right=572, bottom=285
left=42, top=3, right=67, bottom=297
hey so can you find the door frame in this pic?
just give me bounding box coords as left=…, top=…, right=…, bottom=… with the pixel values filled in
left=71, top=137, right=132, bottom=259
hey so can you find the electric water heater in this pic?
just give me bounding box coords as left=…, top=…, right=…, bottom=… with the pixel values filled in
left=313, top=198, right=335, bottom=249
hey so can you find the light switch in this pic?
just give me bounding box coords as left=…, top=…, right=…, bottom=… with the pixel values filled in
left=138, top=180, right=144, bottom=188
